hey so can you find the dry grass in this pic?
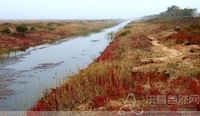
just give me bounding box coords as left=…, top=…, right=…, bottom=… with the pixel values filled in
left=0, top=20, right=119, bottom=55
left=29, top=18, right=200, bottom=112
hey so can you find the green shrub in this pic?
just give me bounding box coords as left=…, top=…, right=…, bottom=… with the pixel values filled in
left=30, top=27, right=36, bottom=31
left=2, top=28, right=11, bottom=34
left=16, top=24, right=28, bottom=33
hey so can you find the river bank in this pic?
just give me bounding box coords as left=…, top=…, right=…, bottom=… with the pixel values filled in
left=29, top=17, right=200, bottom=112
left=0, top=20, right=120, bottom=56
left=0, top=21, right=130, bottom=111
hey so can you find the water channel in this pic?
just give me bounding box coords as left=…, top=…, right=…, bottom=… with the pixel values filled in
left=0, top=21, right=131, bottom=110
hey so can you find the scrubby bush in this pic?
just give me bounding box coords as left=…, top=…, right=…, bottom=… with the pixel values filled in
left=119, top=30, right=131, bottom=37
left=16, top=24, right=28, bottom=33
left=1, top=28, right=11, bottom=34
left=30, top=27, right=36, bottom=31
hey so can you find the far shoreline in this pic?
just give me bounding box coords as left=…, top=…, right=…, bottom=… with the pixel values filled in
left=0, top=20, right=121, bottom=56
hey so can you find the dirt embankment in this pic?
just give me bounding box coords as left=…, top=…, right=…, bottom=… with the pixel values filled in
left=28, top=17, right=200, bottom=112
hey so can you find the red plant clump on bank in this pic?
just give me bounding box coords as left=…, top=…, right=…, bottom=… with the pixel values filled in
left=130, top=34, right=152, bottom=49
left=106, top=85, right=127, bottom=99
left=29, top=87, right=63, bottom=111
left=166, top=32, right=200, bottom=44
left=92, top=96, right=109, bottom=108
left=95, top=34, right=152, bottom=62
left=95, top=36, right=120, bottom=62
left=0, top=34, right=41, bottom=52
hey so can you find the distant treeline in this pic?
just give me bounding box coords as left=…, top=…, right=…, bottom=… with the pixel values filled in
left=141, top=5, right=200, bottom=20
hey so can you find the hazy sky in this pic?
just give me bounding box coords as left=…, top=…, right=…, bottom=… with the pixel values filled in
left=0, top=0, right=199, bottom=19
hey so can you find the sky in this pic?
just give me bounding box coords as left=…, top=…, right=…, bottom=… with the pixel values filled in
left=0, top=0, right=199, bottom=20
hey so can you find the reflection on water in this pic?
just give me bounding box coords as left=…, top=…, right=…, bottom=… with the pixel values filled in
left=0, top=21, right=131, bottom=110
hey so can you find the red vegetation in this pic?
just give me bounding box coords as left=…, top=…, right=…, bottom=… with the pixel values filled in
left=0, top=20, right=118, bottom=54
left=167, top=32, right=200, bottom=44
left=28, top=23, right=200, bottom=111
left=29, top=69, right=200, bottom=111
left=0, top=34, right=41, bottom=52
left=29, top=30, right=200, bottom=111
left=106, top=85, right=127, bottom=99
left=95, top=36, right=120, bottom=62
left=130, top=34, right=152, bottom=49
left=95, top=34, right=152, bottom=62
left=30, top=30, right=199, bottom=111
left=93, top=96, right=108, bottom=108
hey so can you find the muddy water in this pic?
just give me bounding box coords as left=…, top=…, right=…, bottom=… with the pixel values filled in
left=0, top=21, right=130, bottom=110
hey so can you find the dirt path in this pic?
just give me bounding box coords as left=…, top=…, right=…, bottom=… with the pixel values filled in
left=132, top=36, right=185, bottom=72
left=149, top=37, right=182, bottom=63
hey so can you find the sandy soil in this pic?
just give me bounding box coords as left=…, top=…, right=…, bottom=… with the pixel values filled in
left=149, top=37, right=182, bottom=62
